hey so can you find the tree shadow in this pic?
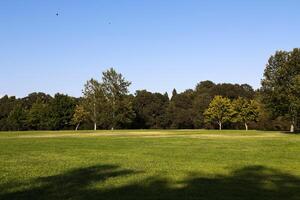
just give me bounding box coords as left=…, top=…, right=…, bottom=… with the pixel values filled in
left=1, top=165, right=300, bottom=200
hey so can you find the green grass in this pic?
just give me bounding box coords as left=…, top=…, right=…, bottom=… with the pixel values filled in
left=1, top=130, right=300, bottom=200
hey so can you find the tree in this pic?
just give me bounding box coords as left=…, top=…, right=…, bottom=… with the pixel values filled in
left=0, top=95, right=18, bottom=131
left=48, top=93, right=76, bottom=130
left=171, top=88, right=178, bottom=100
left=204, top=96, right=233, bottom=130
left=212, top=83, right=255, bottom=100
left=261, top=48, right=300, bottom=132
left=22, top=92, right=52, bottom=109
left=27, top=100, right=50, bottom=130
left=72, top=105, right=88, bottom=131
left=101, top=68, right=134, bottom=129
left=133, top=90, right=169, bottom=128
left=232, top=97, right=259, bottom=131
left=82, top=79, right=105, bottom=130
left=7, top=102, right=27, bottom=131
left=167, top=90, right=194, bottom=129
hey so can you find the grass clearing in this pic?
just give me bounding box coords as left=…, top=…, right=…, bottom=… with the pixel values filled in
left=1, top=130, right=300, bottom=199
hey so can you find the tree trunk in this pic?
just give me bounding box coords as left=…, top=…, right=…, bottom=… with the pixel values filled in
left=75, top=123, right=80, bottom=131
left=290, top=123, right=294, bottom=133
left=218, top=121, right=222, bottom=130
left=93, top=98, right=97, bottom=131
left=245, top=123, right=248, bottom=131
left=94, top=122, right=97, bottom=131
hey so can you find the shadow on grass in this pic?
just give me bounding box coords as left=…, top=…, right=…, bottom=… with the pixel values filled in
left=1, top=165, right=300, bottom=200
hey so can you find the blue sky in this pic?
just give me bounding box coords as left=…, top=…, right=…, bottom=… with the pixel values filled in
left=1, top=0, right=300, bottom=97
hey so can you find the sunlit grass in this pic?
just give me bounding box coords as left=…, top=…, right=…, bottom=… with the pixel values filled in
left=0, top=130, right=300, bottom=199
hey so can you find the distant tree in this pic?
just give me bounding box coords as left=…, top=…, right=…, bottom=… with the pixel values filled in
left=193, top=81, right=216, bottom=128
left=102, top=68, right=135, bottom=129
left=167, top=90, right=194, bottom=129
left=7, top=102, right=27, bottom=131
left=72, top=105, right=88, bottom=131
left=133, top=90, right=169, bottom=128
left=0, top=95, right=18, bottom=130
left=82, top=79, right=105, bottom=130
left=193, top=81, right=255, bottom=128
left=195, top=80, right=215, bottom=94
left=171, top=88, right=178, bottom=100
left=261, top=48, right=300, bottom=132
left=204, top=96, right=233, bottom=130
left=22, top=92, right=52, bottom=109
left=48, top=93, right=76, bottom=130
left=212, top=83, right=255, bottom=100
left=27, top=100, right=50, bottom=130
left=232, top=97, right=259, bottom=131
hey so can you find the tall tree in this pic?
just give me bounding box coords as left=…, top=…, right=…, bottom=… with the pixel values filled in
left=101, top=68, right=134, bottom=129
left=261, top=48, right=300, bottom=132
left=204, top=96, right=233, bottom=130
left=82, top=79, right=105, bottom=130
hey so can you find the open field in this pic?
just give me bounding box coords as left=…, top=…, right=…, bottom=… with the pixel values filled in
left=1, top=130, right=300, bottom=200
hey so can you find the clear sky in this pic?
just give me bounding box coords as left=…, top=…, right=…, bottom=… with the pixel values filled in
left=1, top=0, right=300, bottom=97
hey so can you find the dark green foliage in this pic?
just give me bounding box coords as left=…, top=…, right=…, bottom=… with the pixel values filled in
left=7, top=102, right=27, bottom=131
left=48, top=93, right=76, bottom=130
left=261, top=48, right=300, bottom=132
left=26, top=100, right=51, bottom=130
left=22, top=92, right=52, bottom=109
left=133, top=90, right=169, bottom=129
left=0, top=95, right=18, bottom=130
left=167, top=90, right=194, bottom=129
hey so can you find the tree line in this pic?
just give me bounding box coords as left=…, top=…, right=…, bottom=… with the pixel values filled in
left=1, top=48, right=299, bottom=132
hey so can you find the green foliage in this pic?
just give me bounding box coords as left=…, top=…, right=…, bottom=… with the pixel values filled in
left=232, top=97, right=259, bottom=130
left=81, top=68, right=135, bottom=130
left=0, top=95, right=18, bottom=130
left=72, top=105, right=89, bottom=130
left=82, top=79, right=106, bottom=130
left=261, top=48, right=300, bottom=132
left=133, top=90, right=169, bottom=129
left=101, top=68, right=135, bottom=129
left=48, top=94, right=76, bottom=130
left=167, top=90, right=194, bottom=129
left=27, top=100, right=50, bottom=130
left=204, top=96, right=234, bottom=130
left=7, top=102, right=27, bottom=131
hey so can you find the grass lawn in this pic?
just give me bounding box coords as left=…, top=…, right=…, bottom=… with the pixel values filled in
left=1, top=130, right=300, bottom=200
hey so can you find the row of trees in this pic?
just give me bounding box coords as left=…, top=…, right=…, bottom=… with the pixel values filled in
left=72, top=69, right=261, bottom=130
left=1, top=48, right=299, bottom=131
left=204, top=96, right=259, bottom=130
left=0, top=93, right=77, bottom=131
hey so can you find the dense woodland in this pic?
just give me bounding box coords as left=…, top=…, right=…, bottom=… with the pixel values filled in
left=1, top=48, right=300, bottom=132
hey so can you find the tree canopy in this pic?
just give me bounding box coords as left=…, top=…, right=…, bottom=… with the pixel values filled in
left=261, top=48, right=300, bottom=132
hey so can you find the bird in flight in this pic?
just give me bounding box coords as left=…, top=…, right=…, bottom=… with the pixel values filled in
left=56, top=9, right=60, bottom=16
